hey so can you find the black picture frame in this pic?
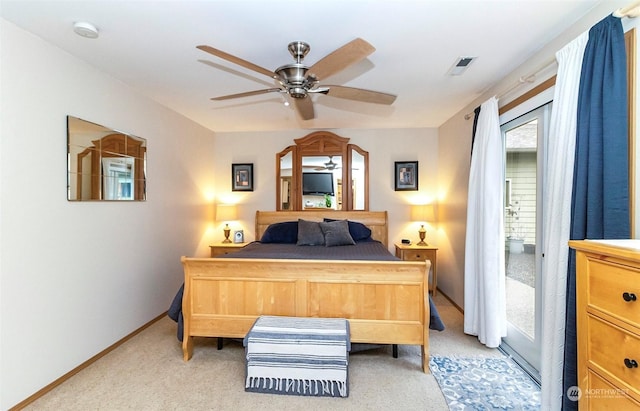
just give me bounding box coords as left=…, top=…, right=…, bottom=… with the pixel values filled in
left=394, top=161, right=418, bottom=191
left=232, top=163, right=254, bottom=191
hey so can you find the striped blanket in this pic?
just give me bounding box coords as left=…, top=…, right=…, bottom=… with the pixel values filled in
left=243, top=316, right=350, bottom=397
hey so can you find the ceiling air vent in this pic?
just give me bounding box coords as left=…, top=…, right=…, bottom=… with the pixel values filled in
left=447, top=56, right=476, bottom=76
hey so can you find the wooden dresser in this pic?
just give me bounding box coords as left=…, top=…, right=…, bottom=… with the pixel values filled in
left=569, top=240, right=640, bottom=409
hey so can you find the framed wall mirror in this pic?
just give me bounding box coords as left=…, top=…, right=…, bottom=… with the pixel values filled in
left=67, top=116, right=147, bottom=201
left=276, top=131, right=368, bottom=211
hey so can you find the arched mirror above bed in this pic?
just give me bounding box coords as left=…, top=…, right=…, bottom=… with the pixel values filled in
left=276, top=131, right=369, bottom=211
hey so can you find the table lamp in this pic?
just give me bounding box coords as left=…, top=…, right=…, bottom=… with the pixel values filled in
left=215, top=204, right=238, bottom=243
left=411, top=204, right=435, bottom=246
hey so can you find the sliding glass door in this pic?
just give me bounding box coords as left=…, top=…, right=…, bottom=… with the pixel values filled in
left=500, top=102, right=550, bottom=381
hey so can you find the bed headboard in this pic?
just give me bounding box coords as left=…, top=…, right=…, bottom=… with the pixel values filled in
left=255, top=210, right=389, bottom=247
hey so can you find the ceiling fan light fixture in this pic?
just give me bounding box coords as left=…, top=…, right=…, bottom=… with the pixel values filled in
left=289, top=87, right=308, bottom=99
left=73, top=21, right=99, bottom=39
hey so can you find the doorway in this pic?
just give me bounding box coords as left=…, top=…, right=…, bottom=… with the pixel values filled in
left=499, top=102, right=551, bottom=382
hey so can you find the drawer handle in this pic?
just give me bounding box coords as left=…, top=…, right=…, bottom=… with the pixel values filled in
left=624, top=358, right=638, bottom=369
left=622, top=292, right=637, bottom=302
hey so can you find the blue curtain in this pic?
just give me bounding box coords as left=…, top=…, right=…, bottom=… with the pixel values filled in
left=563, top=14, right=629, bottom=410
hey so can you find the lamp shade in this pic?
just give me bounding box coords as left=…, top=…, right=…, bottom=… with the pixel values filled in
left=215, top=204, right=237, bottom=222
left=411, top=204, right=435, bottom=222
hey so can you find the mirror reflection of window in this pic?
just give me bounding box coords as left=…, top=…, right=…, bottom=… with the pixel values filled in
left=102, top=157, right=135, bottom=200
left=67, top=116, right=146, bottom=201
left=279, top=150, right=293, bottom=210
left=352, top=149, right=365, bottom=210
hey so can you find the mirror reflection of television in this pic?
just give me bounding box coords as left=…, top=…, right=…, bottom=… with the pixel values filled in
left=302, top=172, right=334, bottom=196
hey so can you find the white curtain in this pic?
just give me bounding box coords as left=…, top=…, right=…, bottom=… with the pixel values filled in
left=540, top=32, right=587, bottom=410
left=102, top=158, right=118, bottom=200
left=463, top=96, right=506, bottom=348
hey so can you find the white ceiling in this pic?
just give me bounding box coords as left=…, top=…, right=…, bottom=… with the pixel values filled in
left=1, top=0, right=607, bottom=132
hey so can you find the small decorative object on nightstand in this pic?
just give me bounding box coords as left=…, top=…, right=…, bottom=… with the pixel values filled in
left=210, top=242, right=247, bottom=257
left=395, top=242, right=438, bottom=296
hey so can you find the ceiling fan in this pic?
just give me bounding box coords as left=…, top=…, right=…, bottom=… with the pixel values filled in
left=196, top=38, right=397, bottom=120
left=314, top=156, right=340, bottom=171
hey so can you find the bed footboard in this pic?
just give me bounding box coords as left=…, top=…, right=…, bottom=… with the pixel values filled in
left=181, top=257, right=431, bottom=373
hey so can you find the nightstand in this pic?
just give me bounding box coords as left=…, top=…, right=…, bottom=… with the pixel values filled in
left=395, top=243, right=438, bottom=296
left=210, top=242, right=247, bottom=257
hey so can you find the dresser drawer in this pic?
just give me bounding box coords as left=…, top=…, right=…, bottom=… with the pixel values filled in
left=587, top=259, right=640, bottom=329
left=211, top=248, right=233, bottom=257
left=586, top=369, right=640, bottom=410
left=587, top=315, right=640, bottom=396
left=210, top=244, right=247, bottom=257
left=401, top=249, right=431, bottom=261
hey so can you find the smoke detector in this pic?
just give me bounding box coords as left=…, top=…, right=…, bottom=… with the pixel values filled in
left=73, top=22, right=99, bottom=39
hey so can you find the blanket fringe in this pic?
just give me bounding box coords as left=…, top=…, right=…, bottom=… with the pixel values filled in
left=246, top=377, right=348, bottom=397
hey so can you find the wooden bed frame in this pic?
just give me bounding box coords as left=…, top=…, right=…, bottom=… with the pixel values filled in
left=181, top=210, right=431, bottom=372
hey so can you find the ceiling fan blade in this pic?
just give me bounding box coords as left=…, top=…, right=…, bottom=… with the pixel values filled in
left=308, top=38, right=375, bottom=80
left=197, top=45, right=276, bottom=79
left=211, top=88, right=282, bottom=101
left=324, top=85, right=397, bottom=105
left=293, top=97, right=315, bottom=120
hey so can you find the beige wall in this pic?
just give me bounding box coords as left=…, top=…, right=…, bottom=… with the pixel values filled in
left=0, top=19, right=216, bottom=409
left=436, top=111, right=473, bottom=306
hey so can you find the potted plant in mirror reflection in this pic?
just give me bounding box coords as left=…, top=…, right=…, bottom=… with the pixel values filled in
left=507, top=196, right=525, bottom=254
left=324, top=194, right=332, bottom=208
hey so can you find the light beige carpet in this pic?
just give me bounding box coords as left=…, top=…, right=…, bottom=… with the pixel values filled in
left=23, top=293, right=501, bottom=411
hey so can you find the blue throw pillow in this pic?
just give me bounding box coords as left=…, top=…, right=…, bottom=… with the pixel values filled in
left=323, top=218, right=372, bottom=242
left=260, top=221, right=298, bottom=244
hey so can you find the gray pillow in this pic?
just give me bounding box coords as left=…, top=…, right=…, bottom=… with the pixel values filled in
left=296, top=219, right=325, bottom=246
left=319, top=219, right=356, bottom=247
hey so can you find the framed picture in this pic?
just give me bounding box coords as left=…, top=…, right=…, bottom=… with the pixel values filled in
left=232, top=163, right=254, bottom=191
left=394, top=161, right=418, bottom=191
